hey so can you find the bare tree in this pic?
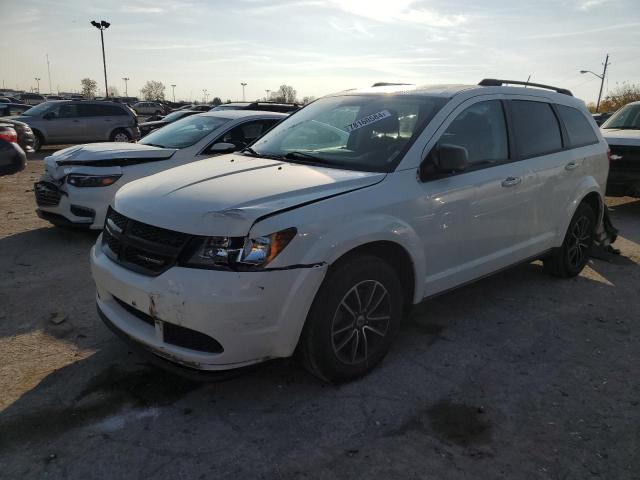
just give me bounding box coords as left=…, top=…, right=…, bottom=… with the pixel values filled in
left=272, top=85, right=297, bottom=103
left=140, top=80, right=166, bottom=101
left=108, top=85, right=119, bottom=97
left=211, top=97, right=222, bottom=106
left=80, top=78, right=98, bottom=99
left=302, top=96, right=316, bottom=105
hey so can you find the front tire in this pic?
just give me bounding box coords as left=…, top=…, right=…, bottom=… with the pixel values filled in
left=32, top=131, right=43, bottom=152
left=300, top=254, right=403, bottom=383
left=544, top=202, right=596, bottom=278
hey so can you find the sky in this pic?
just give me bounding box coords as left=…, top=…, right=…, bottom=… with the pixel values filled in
left=1, top=0, right=638, bottom=105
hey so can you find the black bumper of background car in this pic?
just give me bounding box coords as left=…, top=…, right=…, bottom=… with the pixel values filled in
left=607, top=144, right=640, bottom=197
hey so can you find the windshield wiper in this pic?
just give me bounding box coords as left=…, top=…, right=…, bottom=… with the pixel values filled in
left=241, top=146, right=259, bottom=156
left=283, top=151, right=334, bottom=165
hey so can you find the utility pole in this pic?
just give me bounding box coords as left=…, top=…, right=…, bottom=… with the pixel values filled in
left=34, top=77, right=41, bottom=93
left=122, top=77, right=129, bottom=96
left=171, top=84, right=176, bottom=102
left=241, top=82, right=247, bottom=101
left=91, top=20, right=111, bottom=98
left=580, top=53, right=611, bottom=113
left=46, top=54, right=52, bottom=94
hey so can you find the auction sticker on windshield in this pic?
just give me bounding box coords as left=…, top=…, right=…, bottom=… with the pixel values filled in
left=345, top=110, right=391, bottom=133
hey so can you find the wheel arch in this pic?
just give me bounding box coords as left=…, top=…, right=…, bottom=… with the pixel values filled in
left=328, top=240, right=417, bottom=315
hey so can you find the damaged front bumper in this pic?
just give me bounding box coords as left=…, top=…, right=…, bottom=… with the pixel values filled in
left=34, top=175, right=116, bottom=229
left=90, top=242, right=328, bottom=370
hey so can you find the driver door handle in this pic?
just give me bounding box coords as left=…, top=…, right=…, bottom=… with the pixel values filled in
left=501, top=176, right=522, bottom=187
left=565, top=161, right=578, bottom=171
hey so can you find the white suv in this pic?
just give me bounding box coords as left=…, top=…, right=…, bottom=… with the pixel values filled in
left=91, top=79, right=609, bottom=382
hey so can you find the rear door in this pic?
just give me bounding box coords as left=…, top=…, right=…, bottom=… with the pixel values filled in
left=77, top=104, right=108, bottom=141
left=508, top=98, right=571, bottom=250
left=417, top=97, right=535, bottom=295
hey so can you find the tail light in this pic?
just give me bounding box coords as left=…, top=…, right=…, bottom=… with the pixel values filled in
left=0, top=127, right=18, bottom=143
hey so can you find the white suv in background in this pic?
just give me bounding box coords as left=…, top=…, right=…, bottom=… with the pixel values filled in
left=91, top=79, right=609, bottom=382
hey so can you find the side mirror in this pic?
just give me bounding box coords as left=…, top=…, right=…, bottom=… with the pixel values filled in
left=433, top=143, right=469, bottom=172
left=208, top=142, right=236, bottom=153
left=43, top=112, right=55, bottom=120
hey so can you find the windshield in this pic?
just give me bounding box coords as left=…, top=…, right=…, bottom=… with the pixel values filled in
left=602, top=103, right=640, bottom=130
left=250, top=94, right=447, bottom=172
left=162, top=111, right=190, bottom=122
left=139, top=114, right=230, bottom=149
left=21, top=102, right=56, bottom=116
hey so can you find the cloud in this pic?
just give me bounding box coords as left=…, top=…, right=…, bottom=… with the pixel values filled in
left=120, top=5, right=165, bottom=13
left=575, top=0, right=611, bottom=10
left=525, top=21, right=640, bottom=39
left=327, top=0, right=467, bottom=27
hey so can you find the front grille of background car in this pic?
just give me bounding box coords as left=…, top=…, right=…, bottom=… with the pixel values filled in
left=113, top=295, right=223, bottom=353
left=102, top=207, right=191, bottom=276
left=610, top=145, right=640, bottom=172
left=34, top=181, right=62, bottom=206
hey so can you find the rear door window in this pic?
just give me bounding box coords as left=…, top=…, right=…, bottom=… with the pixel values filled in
left=556, top=105, right=599, bottom=148
left=510, top=100, right=562, bottom=158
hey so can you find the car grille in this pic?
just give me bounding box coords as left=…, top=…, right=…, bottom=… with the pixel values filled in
left=34, top=181, right=62, bottom=206
left=609, top=145, right=640, bottom=172
left=113, top=295, right=223, bottom=353
left=102, top=207, right=191, bottom=276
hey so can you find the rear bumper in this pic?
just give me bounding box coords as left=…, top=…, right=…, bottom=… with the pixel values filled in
left=0, top=141, right=26, bottom=176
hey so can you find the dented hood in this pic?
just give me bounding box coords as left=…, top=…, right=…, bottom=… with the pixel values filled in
left=44, top=143, right=177, bottom=179
left=114, top=154, right=385, bottom=236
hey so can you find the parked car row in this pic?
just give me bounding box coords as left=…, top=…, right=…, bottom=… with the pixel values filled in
left=23, top=78, right=615, bottom=383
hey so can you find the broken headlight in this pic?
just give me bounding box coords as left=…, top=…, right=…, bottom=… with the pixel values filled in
left=181, top=228, right=297, bottom=270
left=67, top=174, right=122, bottom=187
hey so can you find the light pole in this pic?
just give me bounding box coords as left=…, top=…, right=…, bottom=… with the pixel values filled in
left=580, top=53, right=610, bottom=113
left=202, top=89, right=208, bottom=103
left=90, top=20, right=111, bottom=98
left=46, top=54, right=52, bottom=94
left=122, top=77, right=129, bottom=96
left=241, top=82, right=247, bottom=101
left=171, top=84, right=176, bottom=102
left=34, top=77, right=41, bottom=93
left=265, top=89, right=270, bottom=101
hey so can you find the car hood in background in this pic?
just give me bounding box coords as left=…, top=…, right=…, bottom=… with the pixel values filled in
left=139, top=120, right=168, bottom=129
left=114, top=154, right=385, bottom=236
left=602, top=129, right=640, bottom=146
left=43, top=143, right=178, bottom=179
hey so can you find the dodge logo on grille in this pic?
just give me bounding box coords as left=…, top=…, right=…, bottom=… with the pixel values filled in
left=135, top=254, right=164, bottom=266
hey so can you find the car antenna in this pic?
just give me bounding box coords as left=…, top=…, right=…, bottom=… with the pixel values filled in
left=525, top=74, right=531, bottom=88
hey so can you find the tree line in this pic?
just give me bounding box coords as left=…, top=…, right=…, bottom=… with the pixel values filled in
left=79, top=78, right=316, bottom=104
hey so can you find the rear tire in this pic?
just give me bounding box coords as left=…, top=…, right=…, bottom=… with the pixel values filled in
left=544, top=202, right=596, bottom=278
left=300, top=254, right=403, bottom=383
left=110, top=129, right=131, bottom=142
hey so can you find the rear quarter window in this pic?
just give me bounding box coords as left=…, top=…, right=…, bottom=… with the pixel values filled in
left=556, top=105, right=599, bottom=148
left=510, top=100, right=563, bottom=158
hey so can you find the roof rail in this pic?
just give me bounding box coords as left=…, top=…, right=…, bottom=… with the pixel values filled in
left=478, top=78, right=573, bottom=96
left=371, top=82, right=413, bottom=87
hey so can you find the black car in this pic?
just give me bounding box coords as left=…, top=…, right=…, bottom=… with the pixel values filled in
left=0, top=118, right=35, bottom=153
left=211, top=101, right=299, bottom=113
left=0, top=103, right=31, bottom=117
left=592, top=112, right=613, bottom=126
left=0, top=123, right=27, bottom=176
left=139, top=110, right=201, bottom=136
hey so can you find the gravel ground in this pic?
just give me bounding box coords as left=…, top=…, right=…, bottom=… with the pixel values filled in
left=1, top=150, right=639, bottom=480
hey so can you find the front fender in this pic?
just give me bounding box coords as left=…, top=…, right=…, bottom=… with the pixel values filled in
left=262, top=212, right=426, bottom=304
